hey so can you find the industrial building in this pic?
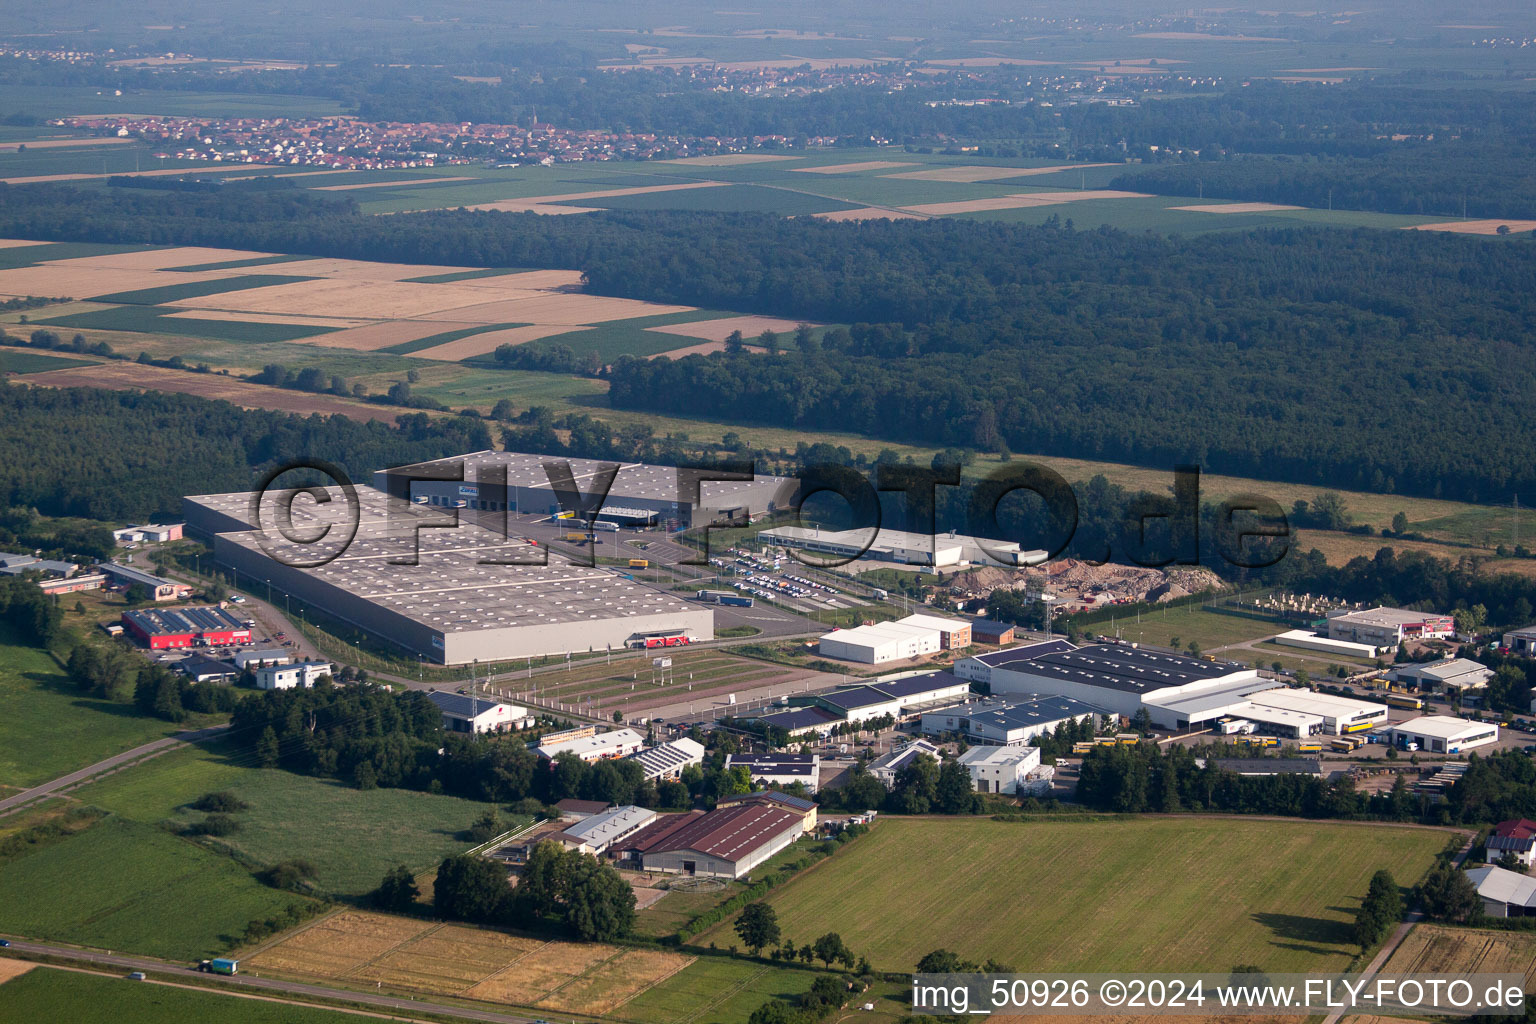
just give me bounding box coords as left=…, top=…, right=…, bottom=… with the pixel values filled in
left=536, top=727, right=646, bottom=763
left=724, top=753, right=820, bottom=793
left=957, top=640, right=1266, bottom=721
left=122, top=606, right=251, bottom=650
left=185, top=486, right=714, bottom=666
left=867, top=739, right=944, bottom=785
left=920, top=694, right=1101, bottom=745
left=958, top=744, right=1046, bottom=796
left=255, top=661, right=334, bottom=690
left=1465, top=864, right=1536, bottom=918
left=1391, top=659, right=1495, bottom=699
left=178, top=655, right=240, bottom=684
left=760, top=524, right=1046, bottom=568
left=1272, top=629, right=1380, bottom=661
left=426, top=691, right=531, bottom=734
left=113, top=524, right=184, bottom=544
left=817, top=613, right=971, bottom=664
left=554, top=805, right=657, bottom=855
left=1237, top=689, right=1388, bottom=735
left=234, top=648, right=291, bottom=670
left=619, top=803, right=804, bottom=879
left=970, top=620, right=1016, bottom=646
left=1387, top=715, right=1499, bottom=754
left=1325, top=606, right=1455, bottom=648
left=1503, top=625, right=1536, bottom=657
left=101, top=562, right=193, bottom=602
left=716, top=791, right=818, bottom=834
left=753, top=705, right=843, bottom=739
left=804, top=672, right=972, bottom=723
left=625, top=737, right=706, bottom=781
left=375, top=450, right=791, bottom=530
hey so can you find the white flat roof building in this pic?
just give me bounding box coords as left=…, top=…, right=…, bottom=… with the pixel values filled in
left=1245, top=689, right=1389, bottom=735
left=957, top=744, right=1042, bottom=796
left=819, top=620, right=939, bottom=664
left=1392, top=658, right=1495, bottom=695
left=1273, top=629, right=1380, bottom=660
left=1227, top=700, right=1325, bottom=739
left=254, top=661, right=333, bottom=690
left=760, top=525, right=1047, bottom=568
left=625, top=737, right=706, bottom=781
left=921, top=694, right=1101, bottom=746
left=1326, top=606, right=1454, bottom=647
left=866, top=739, right=944, bottom=785
left=1388, top=715, right=1499, bottom=755
left=554, top=805, right=657, bottom=855
left=537, top=728, right=646, bottom=763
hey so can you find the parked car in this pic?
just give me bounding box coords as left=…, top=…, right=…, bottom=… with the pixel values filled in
left=0, top=938, right=11, bottom=947
left=126, top=972, right=146, bottom=981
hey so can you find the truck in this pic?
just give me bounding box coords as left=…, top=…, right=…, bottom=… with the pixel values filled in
left=629, top=559, right=649, bottom=568
left=1386, top=694, right=1425, bottom=711
left=719, top=595, right=755, bottom=608
left=199, top=958, right=239, bottom=975
left=565, top=532, right=589, bottom=542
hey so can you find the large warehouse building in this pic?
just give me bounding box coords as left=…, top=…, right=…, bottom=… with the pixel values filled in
left=760, top=524, right=1047, bottom=568
left=184, top=485, right=713, bottom=665
left=817, top=613, right=971, bottom=664
left=375, top=451, right=791, bottom=531
left=1325, top=606, right=1455, bottom=648
left=122, top=606, right=251, bottom=650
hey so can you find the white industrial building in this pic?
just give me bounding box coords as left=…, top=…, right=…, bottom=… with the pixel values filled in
left=553, top=805, right=657, bottom=855
left=920, top=694, right=1101, bottom=746
left=1325, top=606, right=1454, bottom=648
left=1465, top=864, right=1536, bottom=918
left=536, top=728, right=646, bottom=763
left=625, top=737, right=706, bottom=781
left=1387, top=715, right=1499, bottom=754
left=760, top=525, right=1046, bottom=568
left=426, top=691, right=531, bottom=734
left=1272, top=629, right=1380, bottom=660
left=254, top=661, right=334, bottom=690
left=1240, top=689, right=1388, bottom=735
left=958, top=744, right=1043, bottom=795
left=1392, top=658, right=1495, bottom=699
left=233, top=648, right=291, bottom=670
left=819, top=620, right=940, bottom=664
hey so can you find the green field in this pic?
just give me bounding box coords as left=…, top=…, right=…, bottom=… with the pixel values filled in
left=0, top=241, right=151, bottom=271
left=568, top=183, right=859, bottom=215
left=376, top=321, right=531, bottom=356
left=0, top=816, right=306, bottom=959
left=37, top=305, right=334, bottom=343
left=1074, top=602, right=1286, bottom=653
left=0, top=85, right=346, bottom=121
left=0, top=624, right=185, bottom=789
left=624, top=957, right=823, bottom=1024
left=0, top=966, right=377, bottom=1024
left=0, top=350, right=101, bottom=374
left=71, top=740, right=510, bottom=896
left=89, top=273, right=310, bottom=306
left=735, top=816, right=1449, bottom=974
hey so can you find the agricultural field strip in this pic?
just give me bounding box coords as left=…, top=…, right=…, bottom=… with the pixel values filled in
left=677, top=965, right=772, bottom=1024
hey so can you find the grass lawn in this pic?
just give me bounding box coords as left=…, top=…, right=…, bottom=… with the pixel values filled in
left=623, top=957, right=824, bottom=1024
left=71, top=739, right=513, bottom=897
left=740, top=816, right=1449, bottom=974
left=1078, top=603, right=1286, bottom=653
left=0, top=624, right=185, bottom=788
left=0, top=816, right=306, bottom=959
left=0, top=966, right=377, bottom=1024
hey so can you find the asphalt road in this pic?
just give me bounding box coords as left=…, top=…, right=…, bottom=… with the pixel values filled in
left=1, top=939, right=542, bottom=1024
left=0, top=723, right=229, bottom=815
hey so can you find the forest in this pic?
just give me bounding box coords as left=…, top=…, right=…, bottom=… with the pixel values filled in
left=3, top=183, right=1535, bottom=504
left=0, top=381, right=492, bottom=520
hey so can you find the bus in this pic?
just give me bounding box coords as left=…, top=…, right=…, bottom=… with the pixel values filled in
left=1385, top=695, right=1424, bottom=711
left=1072, top=741, right=1096, bottom=755
left=628, top=630, right=694, bottom=650
left=1115, top=733, right=1141, bottom=746
left=629, top=559, right=649, bottom=568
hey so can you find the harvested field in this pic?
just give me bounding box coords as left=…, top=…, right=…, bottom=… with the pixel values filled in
left=812, top=207, right=926, bottom=221
left=461, top=181, right=729, bottom=213
left=313, top=176, right=478, bottom=191
left=1407, top=219, right=1536, bottom=235
left=1173, top=202, right=1307, bottom=213
left=355, top=930, right=540, bottom=994
left=160, top=309, right=373, bottom=328
left=658, top=154, right=801, bottom=166
left=900, top=189, right=1150, bottom=216
left=884, top=162, right=1113, bottom=182
left=255, top=257, right=484, bottom=281
left=0, top=265, right=240, bottom=298
left=0, top=239, right=52, bottom=250
left=0, top=137, right=137, bottom=152
left=0, top=165, right=293, bottom=185
left=304, top=319, right=484, bottom=351
left=493, top=269, right=586, bottom=290
left=790, top=161, right=916, bottom=174
left=649, top=339, right=727, bottom=359
left=408, top=324, right=591, bottom=360
left=644, top=315, right=809, bottom=343
left=166, top=278, right=512, bottom=319
left=464, top=941, right=616, bottom=1003
left=1378, top=924, right=1536, bottom=977
left=0, top=958, right=38, bottom=984
left=247, top=910, right=433, bottom=977
left=38, top=246, right=274, bottom=271
left=436, top=292, right=695, bottom=325
left=19, top=361, right=401, bottom=422
left=538, top=949, right=694, bottom=1015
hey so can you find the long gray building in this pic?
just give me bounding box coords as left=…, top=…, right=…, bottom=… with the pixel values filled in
left=184, top=485, right=713, bottom=665
left=374, top=450, right=792, bottom=529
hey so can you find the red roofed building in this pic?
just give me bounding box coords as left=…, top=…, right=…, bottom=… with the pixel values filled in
left=617, top=803, right=803, bottom=879
left=1489, top=819, right=1536, bottom=868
